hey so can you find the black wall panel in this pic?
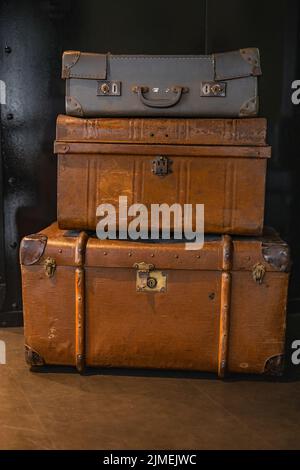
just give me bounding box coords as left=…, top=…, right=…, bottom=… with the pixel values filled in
left=0, top=0, right=207, bottom=325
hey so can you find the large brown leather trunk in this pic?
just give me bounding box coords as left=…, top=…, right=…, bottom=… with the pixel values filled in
left=55, top=115, right=270, bottom=236
left=20, top=223, right=290, bottom=377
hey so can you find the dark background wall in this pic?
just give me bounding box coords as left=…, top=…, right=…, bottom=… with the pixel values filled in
left=0, top=0, right=299, bottom=370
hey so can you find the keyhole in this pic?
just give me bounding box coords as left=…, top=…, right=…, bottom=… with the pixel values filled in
left=147, top=277, right=157, bottom=289
left=202, top=83, right=211, bottom=95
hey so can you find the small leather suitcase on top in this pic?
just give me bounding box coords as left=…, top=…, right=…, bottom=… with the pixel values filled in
left=62, top=49, right=261, bottom=118
left=55, top=115, right=270, bottom=236
left=20, top=223, right=290, bottom=377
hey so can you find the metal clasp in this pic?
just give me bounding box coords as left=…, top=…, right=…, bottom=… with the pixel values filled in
left=252, top=263, right=266, bottom=284
left=200, top=81, right=226, bottom=97
left=97, top=80, right=121, bottom=96
left=133, top=262, right=167, bottom=293
left=152, top=156, right=170, bottom=176
left=44, top=257, right=56, bottom=278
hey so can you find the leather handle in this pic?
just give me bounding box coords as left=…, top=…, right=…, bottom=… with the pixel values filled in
left=133, top=86, right=186, bottom=108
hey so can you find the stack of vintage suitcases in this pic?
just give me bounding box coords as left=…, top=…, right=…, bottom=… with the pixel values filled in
left=20, top=48, right=290, bottom=377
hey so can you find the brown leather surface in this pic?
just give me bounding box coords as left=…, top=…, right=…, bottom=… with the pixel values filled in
left=56, top=150, right=269, bottom=235
left=21, top=264, right=76, bottom=366
left=85, top=267, right=220, bottom=371
left=21, top=223, right=289, bottom=375
left=228, top=271, right=288, bottom=374
left=55, top=142, right=271, bottom=157
left=56, top=115, right=267, bottom=146
left=55, top=116, right=270, bottom=236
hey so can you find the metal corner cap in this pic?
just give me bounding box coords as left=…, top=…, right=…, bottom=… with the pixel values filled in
left=240, top=48, right=262, bottom=76
left=239, top=96, right=259, bottom=117
left=25, top=345, right=45, bottom=367
left=66, top=96, right=84, bottom=117
left=262, top=243, right=291, bottom=272
left=20, top=234, right=48, bottom=266
left=264, top=354, right=285, bottom=376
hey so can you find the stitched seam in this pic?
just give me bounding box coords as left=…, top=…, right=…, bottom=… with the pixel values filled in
left=109, top=56, right=212, bottom=60
left=69, top=74, right=106, bottom=78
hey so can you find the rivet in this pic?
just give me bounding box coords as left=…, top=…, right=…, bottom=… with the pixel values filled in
left=12, top=302, right=17, bottom=309
left=8, top=177, right=16, bottom=185
left=103, top=252, right=107, bottom=256
left=196, top=255, right=201, bottom=258
left=58, top=249, right=62, bottom=253
left=150, top=253, right=155, bottom=257
left=6, top=113, right=14, bottom=120
left=100, top=83, right=110, bottom=94
left=174, top=254, right=179, bottom=258
left=4, top=45, right=12, bottom=54
left=10, top=242, right=17, bottom=249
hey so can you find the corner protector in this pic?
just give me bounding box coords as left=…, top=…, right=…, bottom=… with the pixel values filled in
left=25, top=345, right=45, bottom=367
left=20, top=234, right=47, bottom=266
left=262, top=243, right=291, bottom=272
left=66, top=96, right=84, bottom=117
left=264, top=354, right=285, bottom=376
left=239, top=96, right=259, bottom=117
left=62, top=50, right=81, bottom=79
left=240, top=48, right=262, bottom=76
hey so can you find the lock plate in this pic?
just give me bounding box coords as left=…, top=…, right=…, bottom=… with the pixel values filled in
left=97, top=80, right=121, bottom=96
left=200, top=81, right=226, bottom=97
left=152, top=156, right=170, bottom=176
left=134, top=262, right=167, bottom=293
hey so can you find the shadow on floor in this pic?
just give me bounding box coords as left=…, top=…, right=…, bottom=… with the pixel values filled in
left=28, top=363, right=300, bottom=383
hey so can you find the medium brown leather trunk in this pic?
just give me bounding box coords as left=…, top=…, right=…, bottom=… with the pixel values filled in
left=20, top=223, right=290, bottom=377
left=55, top=115, right=270, bottom=236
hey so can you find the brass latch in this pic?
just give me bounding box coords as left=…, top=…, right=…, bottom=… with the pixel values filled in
left=133, top=262, right=167, bottom=293
left=200, top=81, right=226, bottom=97
left=97, top=80, right=121, bottom=96
left=44, top=257, right=56, bottom=278
left=252, top=262, right=266, bottom=284
left=152, top=156, right=170, bottom=176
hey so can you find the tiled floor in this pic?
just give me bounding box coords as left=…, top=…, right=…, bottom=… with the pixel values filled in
left=0, top=327, right=300, bottom=450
